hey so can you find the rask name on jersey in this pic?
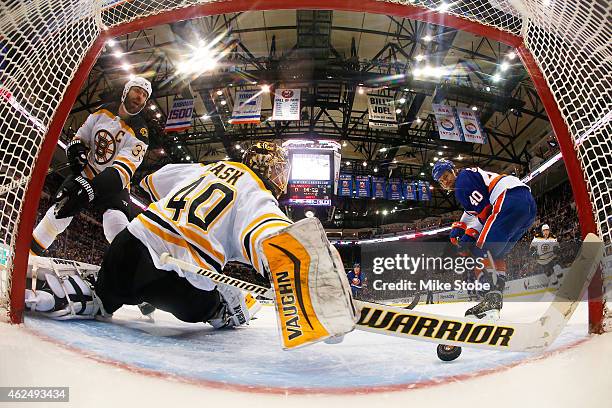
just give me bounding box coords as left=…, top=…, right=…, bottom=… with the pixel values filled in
left=130, top=161, right=292, bottom=290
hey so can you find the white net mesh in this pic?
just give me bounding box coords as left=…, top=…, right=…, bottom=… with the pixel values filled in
left=0, top=0, right=610, bottom=327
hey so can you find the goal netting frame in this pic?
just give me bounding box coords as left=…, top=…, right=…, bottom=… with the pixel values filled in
left=1, top=0, right=610, bottom=331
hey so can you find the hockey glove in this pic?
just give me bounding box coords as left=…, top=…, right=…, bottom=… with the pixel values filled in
left=457, top=227, right=479, bottom=256
left=65, top=139, right=89, bottom=175
left=54, top=175, right=95, bottom=219
left=449, top=221, right=467, bottom=246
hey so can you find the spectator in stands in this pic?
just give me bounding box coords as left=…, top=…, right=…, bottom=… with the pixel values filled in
left=346, top=263, right=365, bottom=298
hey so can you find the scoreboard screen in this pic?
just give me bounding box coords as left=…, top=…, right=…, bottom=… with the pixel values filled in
left=287, top=181, right=333, bottom=206
left=287, top=151, right=333, bottom=206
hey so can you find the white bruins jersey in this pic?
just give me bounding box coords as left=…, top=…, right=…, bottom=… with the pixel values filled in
left=530, top=235, right=559, bottom=265
left=129, top=161, right=292, bottom=289
left=75, top=102, right=148, bottom=189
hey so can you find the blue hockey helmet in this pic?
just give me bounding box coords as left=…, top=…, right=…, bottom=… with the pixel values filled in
left=432, top=159, right=455, bottom=182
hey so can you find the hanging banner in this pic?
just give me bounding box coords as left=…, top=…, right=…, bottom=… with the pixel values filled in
left=404, top=180, right=417, bottom=201
left=272, top=89, right=301, bottom=121
left=355, top=176, right=371, bottom=198
left=165, top=98, right=194, bottom=133
left=432, top=104, right=462, bottom=142
left=371, top=177, right=387, bottom=199
left=387, top=179, right=403, bottom=200
left=417, top=180, right=432, bottom=201
left=456, top=107, right=487, bottom=144
left=367, top=95, right=397, bottom=129
left=230, top=90, right=263, bottom=124
left=337, top=174, right=353, bottom=197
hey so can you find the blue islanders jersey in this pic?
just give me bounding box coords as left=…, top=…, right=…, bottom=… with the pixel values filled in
left=454, top=168, right=528, bottom=223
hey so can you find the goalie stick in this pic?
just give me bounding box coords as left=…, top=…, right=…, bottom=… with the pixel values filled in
left=159, top=233, right=602, bottom=353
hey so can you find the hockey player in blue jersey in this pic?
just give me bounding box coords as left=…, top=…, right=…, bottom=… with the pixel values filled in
left=432, top=159, right=536, bottom=319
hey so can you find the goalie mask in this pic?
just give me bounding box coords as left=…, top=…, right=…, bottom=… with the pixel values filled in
left=242, top=142, right=290, bottom=198
left=121, top=76, right=152, bottom=116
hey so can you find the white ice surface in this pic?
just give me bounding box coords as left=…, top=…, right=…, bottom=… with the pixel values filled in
left=1, top=300, right=611, bottom=408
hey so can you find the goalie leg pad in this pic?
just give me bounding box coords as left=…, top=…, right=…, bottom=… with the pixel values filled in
left=260, top=217, right=357, bottom=349
left=25, top=272, right=104, bottom=320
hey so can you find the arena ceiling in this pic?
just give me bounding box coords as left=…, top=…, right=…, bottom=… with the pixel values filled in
left=62, top=9, right=560, bottom=224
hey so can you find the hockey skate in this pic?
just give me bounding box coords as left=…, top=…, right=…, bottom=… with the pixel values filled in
left=464, top=291, right=503, bottom=320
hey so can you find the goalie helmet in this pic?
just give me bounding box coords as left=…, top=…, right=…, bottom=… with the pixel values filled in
left=242, top=142, right=290, bottom=198
left=432, top=159, right=455, bottom=182
left=121, top=76, right=152, bottom=116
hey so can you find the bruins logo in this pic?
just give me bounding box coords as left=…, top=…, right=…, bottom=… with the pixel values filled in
left=94, top=129, right=117, bottom=165
left=140, top=127, right=148, bottom=138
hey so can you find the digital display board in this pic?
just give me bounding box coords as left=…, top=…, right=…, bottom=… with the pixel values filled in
left=287, top=180, right=333, bottom=206
left=290, top=153, right=332, bottom=181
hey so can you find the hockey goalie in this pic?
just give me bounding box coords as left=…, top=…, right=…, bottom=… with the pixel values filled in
left=26, top=142, right=357, bottom=349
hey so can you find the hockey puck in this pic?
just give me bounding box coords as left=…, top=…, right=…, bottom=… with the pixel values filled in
left=437, top=344, right=462, bottom=361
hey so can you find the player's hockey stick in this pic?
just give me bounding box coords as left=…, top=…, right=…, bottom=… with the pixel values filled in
left=159, top=233, right=603, bottom=352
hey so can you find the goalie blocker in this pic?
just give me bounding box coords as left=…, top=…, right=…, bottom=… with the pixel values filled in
left=259, top=218, right=358, bottom=349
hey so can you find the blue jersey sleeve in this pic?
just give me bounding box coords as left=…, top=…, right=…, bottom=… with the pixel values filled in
left=454, top=169, right=490, bottom=214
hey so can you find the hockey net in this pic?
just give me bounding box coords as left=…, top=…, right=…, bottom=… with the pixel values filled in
left=0, top=0, right=610, bottom=329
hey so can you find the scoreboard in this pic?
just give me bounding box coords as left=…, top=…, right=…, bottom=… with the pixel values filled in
left=287, top=180, right=333, bottom=206
left=283, top=143, right=340, bottom=207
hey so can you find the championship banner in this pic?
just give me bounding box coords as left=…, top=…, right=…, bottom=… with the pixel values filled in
left=456, top=107, right=487, bottom=144
left=387, top=179, right=403, bottom=200
left=272, top=89, right=301, bottom=121
left=432, top=104, right=463, bottom=142
left=230, top=90, right=262, bottom=124
left=404, top=180, right=417, bottom=201
left=355, top=176, right=371, bottom=198
left=367, top=95, right=397, bottom=129
left=371, top=177, right=386, bottom=199
left=417, top=180, right=431, bottom=201
left=165, top=98, right=194, bottom=133
left=337, top=174, right=353, bottom=197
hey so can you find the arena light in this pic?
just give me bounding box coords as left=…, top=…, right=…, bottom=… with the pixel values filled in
left=345, top=161, right=350, bottom=165
left=107, top=39, right=116, bottom=46
left=149, top=105, right=156, bottom=110
left=399, top=97, right=406, bottom=104
left=472, top=106, right=478, bottom=111
left=379, top=147, right=387, bottom=152
left=342, top=141, right=348, bottom=147
left=500, top=61, right=510, bottom=71
left=395, top=108, right=402, bottom=114
left=304, top=210, right=315, bottom=218
left=155, top=112, right=161, bottom=118
left=261, top=84, right=271, bottom=93
left=413, top=68, right=423, bottom=77
left=235, top=144, right=241, bottom=149
left=362, top=161, right=368, bottom=167
left=492, top=73, right=502, bottom=82
left=423, top=35, right=432, bottom=42
left=374, top=167, right=378, bottom=173
left=416, top=118, right=422, bottom=124
left=507, top=51, right=517, bottom=60
left=220, top=100, right=227, bottom=105
left=358, top=87, right=365, bottom=95
left=415, top=54, right=425, bottom=62
left=216, top=90, right=223, bottom=96
left=382, top=210, right=388, bottom=215
left=121, top=62, right=131, bottom=71
left=201, top=114, right=210, bottom=120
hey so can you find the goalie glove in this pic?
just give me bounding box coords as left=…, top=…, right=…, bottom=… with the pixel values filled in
left=449, top=221, right=467, bottom=246
left=65, top=139, right=89, bottom=175
left=208, top=285, right=261, bottom=329
left=259, top=217, right=357, bottom=349
left=54, top=175, right=95, bottom=219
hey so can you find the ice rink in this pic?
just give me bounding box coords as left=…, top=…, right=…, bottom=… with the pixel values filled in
left=1, top=297, right=611, bottom=408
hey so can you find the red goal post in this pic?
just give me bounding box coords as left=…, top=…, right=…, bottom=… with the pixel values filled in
left=1, top=0, right=609, bottom=330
